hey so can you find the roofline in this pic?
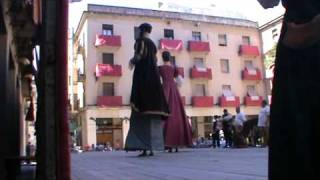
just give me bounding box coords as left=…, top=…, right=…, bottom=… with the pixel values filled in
left=74, top=4, right=259, bottom=39
left=259, top=14, right=284, bottom=31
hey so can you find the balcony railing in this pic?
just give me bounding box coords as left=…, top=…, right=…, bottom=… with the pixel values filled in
left=95, top=35, right=121, bottom=47
left=239, top=45, right=260, bottom=57
left=188, top=41, right=210, bottom=52
left=192, top=96, right=214, bottom=107
left=159, top=39, right=183, bottom=51
left=190, top=67, right=212, bottom=79
left=244, top=96, right=263, bottom=106
left=97, top=96, right=122, bottom=107
left=219, top=96, right=240, bottom=107
left=242, top=68, right=262, bottom=81
left=95, top=64, right=122, bottom=77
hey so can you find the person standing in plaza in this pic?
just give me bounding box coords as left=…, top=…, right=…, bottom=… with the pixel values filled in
left=159, top=51, right=193, bottom=153
left=222, top=109, right=233, bottom=148
left=125, top=23, right=170, bottom=157
left=257, top=100, right=270, bottom=147
left=211, top=115, right=221, bottom=148
left=233, top=107, right=247, bottom=148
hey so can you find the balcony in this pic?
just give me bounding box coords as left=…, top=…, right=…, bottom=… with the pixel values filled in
left=177, top=67, right=184, bottom=77
left=244, top=96, right=263, bottom=106
left=97, top=96, right=122, bottom=107
left=95, top=35, right=121, bottom=47
left=219, top=96, right=240, bottom=107
left=192, top=96, right=214, bottom=107
left=190, top=67, right=212, bottom=80
left=159, top=39, right=183, bottom=51
left=239, top=45, right=260, bottom=57
left=188, top=41, right=210, bottom=52
left=242, top=68, right=262, bottom=81
left=95, top=64, right=122, bottom=77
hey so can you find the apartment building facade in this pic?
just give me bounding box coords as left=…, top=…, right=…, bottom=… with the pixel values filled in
left=70, top=4, right=267, bottom=148
left=259, top=15, right=284, bottom=102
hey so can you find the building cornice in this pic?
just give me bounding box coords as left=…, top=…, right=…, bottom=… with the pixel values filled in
left=75, top=4, right=259, bottom=39
left=259, top=15, right=284, bottom=31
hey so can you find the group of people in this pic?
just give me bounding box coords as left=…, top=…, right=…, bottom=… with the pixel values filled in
left=211, top=100, right=270, bottom=149
left=124, top=23, right=192, bottom=157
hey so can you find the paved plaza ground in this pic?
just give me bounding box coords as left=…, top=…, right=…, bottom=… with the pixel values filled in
left=72, top=147, right=268, bottom=180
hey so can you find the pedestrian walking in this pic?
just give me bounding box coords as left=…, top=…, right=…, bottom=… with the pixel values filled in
left=257, top=100, right=270, bottom=147
left=125, top=23, right=170, bottom=157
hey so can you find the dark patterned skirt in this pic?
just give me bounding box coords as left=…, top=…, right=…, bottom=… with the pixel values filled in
left=124, top=111, right=164, bottom=151
left=269, top=41, right=320, bottom=179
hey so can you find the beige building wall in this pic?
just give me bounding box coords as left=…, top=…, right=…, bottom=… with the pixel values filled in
left=82, top=14, right=265, bottom=108
left=260, top=15, right=283, bottom=54
left=72, top=6, right=267, bottom=148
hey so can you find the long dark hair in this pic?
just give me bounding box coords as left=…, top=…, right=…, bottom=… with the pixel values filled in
left=162, top=51, right=171, bottom=62
left=138, top=23, right=152, bottom=38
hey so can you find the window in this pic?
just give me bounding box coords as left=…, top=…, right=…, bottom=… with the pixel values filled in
left=192, top=31, right=201, bottom=41
left=222, top=85, right=232, bottom=97
left=247, top=85, right=257, bottom=96
left=73, top=94, right=79, bottom=110
left=220, top=59, right=230, bottom=73
left=102, top=24, right=113, bottom=36
left=242, top=36, right=251, bottom=45
left=222, top=85, right=231, bottom=91
left=102, top=53, right=114, bottom=65
left=96, top=118, right=113, bottom=126
left=102, top=82, right=114, bottom=96
left=170, top=56, right=176, bottom=66
left=272, top=28, right=278, bottom=40
left=164, top=29, right=174, bottom=39
left=244, top=60, right=254, bottom=69
left=194, top=58, right=206, bottom=70
left=134, top=26, right=140, bottom=40
left=195, top=84, right=206, bottom=96
left=218, top=34, right=227, bottom=46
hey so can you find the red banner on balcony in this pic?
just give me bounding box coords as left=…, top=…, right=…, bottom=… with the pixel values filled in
left=192, top=96, right=214, bottom=107
left=219, top=96, right=240, bottom=107
left=242, top=68, right=262, bottom=81
left=159, top=39, right=183, bottom=51
left=95, top=64, right=122, bottom=77
left=188, top=41, right=210, bottom=52
left=190, top=68, right=212, bottom=79
left=97, top=96, right=122, bottom=107
left=244, top=96, right=263, bottom=106
left=95, top=35, right=121, bottom=47
left=239, top=45, right=260, bottom=57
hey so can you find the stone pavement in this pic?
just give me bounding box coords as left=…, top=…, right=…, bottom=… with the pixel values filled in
left=72, top=148, right=268, bottom=180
